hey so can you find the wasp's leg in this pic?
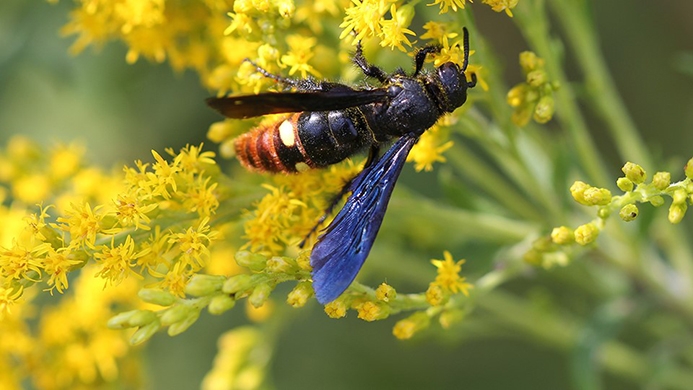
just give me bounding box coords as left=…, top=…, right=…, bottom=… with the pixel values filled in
left=299, top=145, right=381, bottom=248
left=353, top=42, right=389, bottom=83
left=244, top=58, right=320, bottom=90
left=412, top=45, right=442, bottom=76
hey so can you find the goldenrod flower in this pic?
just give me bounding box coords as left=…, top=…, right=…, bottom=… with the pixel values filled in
left=407, top=128, right=454, bottom=172
left=428, top=0, right=469, bottom=14
left=340, top=0, right=390, bottom=41
left=482, top=0, right=518, bottom=17
left=430, top=251, right=473, bottom=296
left=379, top=4, right=416, bottom=52
left=43, top=246, right=83, bottom=293
left=281, top=35, right=322, bottom=78
left=55, top=202, right=104, bottom=249
left=94, top=236, right=144, bottom=285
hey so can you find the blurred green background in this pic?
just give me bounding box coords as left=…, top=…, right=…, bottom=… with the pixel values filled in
left=1, top=1, right=692, bottom=389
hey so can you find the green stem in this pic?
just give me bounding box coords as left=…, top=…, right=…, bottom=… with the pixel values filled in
left=548, top=0, right=652, bottom=169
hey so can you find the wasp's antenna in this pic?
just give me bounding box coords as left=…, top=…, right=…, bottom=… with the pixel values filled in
left=462, top=27, right=471, bottom=71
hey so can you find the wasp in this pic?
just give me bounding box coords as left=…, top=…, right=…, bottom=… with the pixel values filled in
left=207, top=28, right=477, bottom=304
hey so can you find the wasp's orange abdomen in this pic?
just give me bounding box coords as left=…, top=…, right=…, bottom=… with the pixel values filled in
left=234, top=109, right=374, bottom=173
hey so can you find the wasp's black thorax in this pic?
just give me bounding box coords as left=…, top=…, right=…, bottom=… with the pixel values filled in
left=361, top=76, right=443, bottom=140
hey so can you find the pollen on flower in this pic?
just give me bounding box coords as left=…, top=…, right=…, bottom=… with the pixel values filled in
left=281, top=35, right=322, bottom=78
left=339, top=0, right=390, bottom=42
left=181, top=176, right=220, bottom=217
left=357, top=301, right=390, bottom=321
left=425, top=283, right=445, bottom=306
left=430, top=251, right=473, bottom=296
left=55, top=202, right=104, bottom=249
left=173, top=144, right=217, bottom=174
left=43, top=246, right=84, bottom=294
left=94, top=236, right=143, bottom=285
left=378, top=4, right=416, bottom=52
left=243, top=185, right=308, bottom=255
left=375, top=283, right=396, bottom=302
left=114, top=192, right=157, bottom=230
left=324, top=300, right=348, bottom=319
left=169, top=217, right=220, bottom=271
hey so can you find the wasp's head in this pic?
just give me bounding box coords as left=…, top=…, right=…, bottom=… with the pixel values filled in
left=433, top=62, right=477, bottom=113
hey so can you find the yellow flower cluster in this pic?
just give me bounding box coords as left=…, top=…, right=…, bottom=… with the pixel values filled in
left=0, top=141, right=221, bottom=317
left=0, top=265, right=144, bottom=389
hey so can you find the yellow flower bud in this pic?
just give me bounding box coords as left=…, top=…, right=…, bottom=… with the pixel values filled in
left=570, top=181, right=590, bottom=205
left=222, top=274, right=253, bottom=294
left=652, top=171, right=671, bottom=191
left=622, top=162, right=646, bottom=184
left=375, top=283, right=397, bottom=302
left=131, top=321, right=162, bottom=345
left=574, top=223, right=600, bottom=245
left=357, top=301, right=390, bottom=322
left=248, top=283, right=273, bottom=308
left=235, top=251, right=267, bottom=271
left=583, top=187, right=612, bottom=206
left=185, top=274, right=226, bottom=297
left=551, top=226, right=574, bottom=245
left=519, top=51, right=542, bottom=72
left=324, top=300, right=348, bottom=319
left=265, top=256, right=294, bottom=273
left=168, top=311, right=200, bottom=336
left=533, top=95, right=555, bottom=123
left=616, top=177, right=633, bottom=192
left=507, top=84, right=528, bottom=107
left=526, top=69, right=548, bottom=87
left=160, top=304, right=191, bottom=326
left=138, top=288, right=177, bottom=306
left=425, top=283, right=446, bottom=306
left=619, top=204, right=639, bottom=222
left=668, top=202, right=687, bottom=224
left=287, top=282, right=313, bottom=308
left=673, top=188, right=688, bottom=204
left=208, top=295, right=237, bottom=315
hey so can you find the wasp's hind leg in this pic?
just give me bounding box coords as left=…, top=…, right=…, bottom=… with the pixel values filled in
left=299, top=145, right=380, bottom=248
left=244, top=58, right=320, bottom=90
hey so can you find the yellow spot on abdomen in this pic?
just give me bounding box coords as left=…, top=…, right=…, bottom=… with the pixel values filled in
left=295, top=162, right=310, bottom=172
left=278, top=120, right=296, bottom=147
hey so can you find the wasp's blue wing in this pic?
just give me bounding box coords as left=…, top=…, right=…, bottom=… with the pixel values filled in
left=310, top=134, right=419, bottom=304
